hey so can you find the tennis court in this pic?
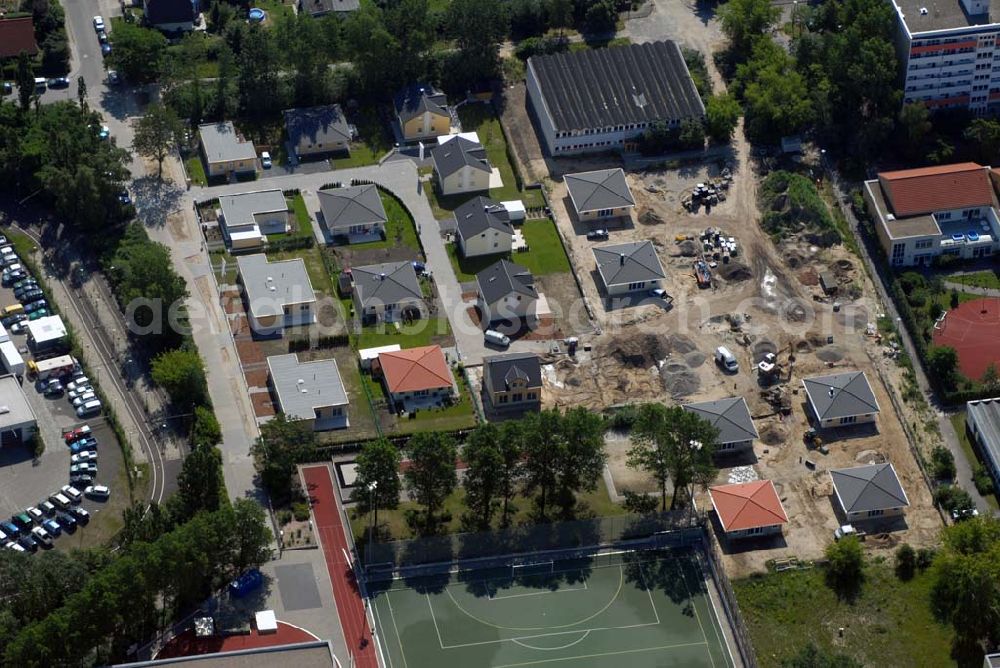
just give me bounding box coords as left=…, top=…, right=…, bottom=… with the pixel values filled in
left=369, top=548, right=736, bottom=668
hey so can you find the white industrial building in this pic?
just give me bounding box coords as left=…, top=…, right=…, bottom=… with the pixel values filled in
left=26, top=315, right=68, bottom=352
left=0, top=374, right=36, bottom=445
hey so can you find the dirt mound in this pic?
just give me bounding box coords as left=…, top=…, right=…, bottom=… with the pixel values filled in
left=717, top=262, right=752, bottom=282
left=606, top=333, right=667, bottom=368
left=795, top=339, right=813, bottom=353
left=660, top=365, right=701, bottom=399
left=816, top=344, right=845, bottom=363
left=760, top=424, right=786, bottom=446
left=638, top=210, right=663, bottom=226
left=666, top=333, right=698, bottom=354
left=753, top=339, right=778, bottom=362
left=678, top=240, right=700, bottom=257
left=855, top=449, right=886, bottom=464
left=685, top=351, right=707, bottom=368
left=798, top=267, right=819, bottom=286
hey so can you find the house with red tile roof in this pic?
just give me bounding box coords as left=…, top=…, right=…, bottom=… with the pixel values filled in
left=374, top=345, right=455, bottom=411
left=709, top=480, right=788, bottom=540
left=863, top=162, right=1000, bottom=267
left=0, top=17, right=38, bottom=59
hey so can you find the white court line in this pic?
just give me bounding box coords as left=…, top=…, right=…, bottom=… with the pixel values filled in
left=635, top=560, right=661, bottom=626
left=371, top=597, right=395, bottom=668
left=493, top=640, right=710, bottom=668
left=511, top=630, right=591, bottom=652
left=487, top=581, right=589, bottom=601
left=673, top=558, right=716, bottom=668
left=694, top=553, right=737, bottom=668
left=427, top=593, right=446, bottom=650
left=385, top=592, right=409, bottom=668
left=431, top=623, right=661, bottom=650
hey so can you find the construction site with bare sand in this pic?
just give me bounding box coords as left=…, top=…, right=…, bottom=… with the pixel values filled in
left=528, top=138, right=944, bottom=578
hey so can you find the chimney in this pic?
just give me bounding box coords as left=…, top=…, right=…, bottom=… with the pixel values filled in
left=619, top=253, right=625, bottom=265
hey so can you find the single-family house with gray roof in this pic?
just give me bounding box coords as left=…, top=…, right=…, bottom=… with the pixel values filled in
left=593, top=240, right=665, bottom=296
left=455, top=196, right=513, bottom=258
left=476, top=259, right=538, bottom=325
left=352, top=261, right=425, bottom=324
left=482, top=353, right=542, bottom=416
left=267, top=353, right=349, bottom=431
left=217, top=190, right=290, bottom=251
left=683, top=397, right=759, bottom=454
left=830, top=463, right=909, bottom=522
left=299, top=0, right=359, bottom=18
left=317, top=185, right=387, bottom=243
left=395, top=83, right=452, bottom=141
left=198, top=122, right=258, bottom=178
left=967, top=397, right=1000, bottom=492
left=565, top=169, right=636, bottom=222
left=284, top=105, right=351, bottom=159
left=432, top=136, right=492, bottom=196
left=802, top=371, right=880, bottom=429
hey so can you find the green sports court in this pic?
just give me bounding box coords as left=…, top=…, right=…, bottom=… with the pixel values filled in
left=369, top=548, right=737, bottom=668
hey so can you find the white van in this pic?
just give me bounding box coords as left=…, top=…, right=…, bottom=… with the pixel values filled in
left=76, top=399, right=102, bottom=418
left=49, top=493, right=72, bottom=510
left=484, top=329, right=511, bottom=347
left=33, top=77, right=46, bottom=91
left=714, top=346, right=739, bottom=373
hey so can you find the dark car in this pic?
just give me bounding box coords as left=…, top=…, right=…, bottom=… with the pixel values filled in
left=2, top=82, right=11, bottom=95
left=1, top=313, right=26, bottom=328
left=24, top=300, right=48, bottom=313
left=101, top=43, right=111, bottom=56
left=56, top=513, right=76, bottom=531
left=69, top=439, right=98, bottom=455
left=1, top=270, right=26, bottom=286
left=586, top=229, right=610, bottom=241
left=17, top=535, right=37, bottom=552
left=18, top=288, right=43, bottom=303
left=11, top=513, right=32, bottom=530
left=118, top=190, right=131, bottom=205
left=68, top=507, right=90, bottom=524
left=47, top=77, right=70, bottom=89
left=43, top=380, right=64, bottom=397
left=97, top=30, right=108, bottom=44
left=0, top=521, right=20, bottom=538
left=12, top=278, right=37, bottom=291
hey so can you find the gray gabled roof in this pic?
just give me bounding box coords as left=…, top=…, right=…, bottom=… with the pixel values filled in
left=352, top=261, right=422, bottom=309
left=593, top=240, right=665, bottom=288
left=476, top=259, right=538, bottom=306
left=968, top=397, right=1000, bottom=474
left=301, top=0, right=360, bottom=16
left=267, top=353, right=348, bottom=420
left=565, top=169, right=636, bottom=213
left=394, top=83, right=449, bottom=122
left=484, top=353, right=543, bottom=393
left=802, top=371, right=880, bottom=421
left=527, top=40, right=705, bottom=133
left=830, top=463, right=910, bottom=514
left=199, top=121, right=257, bottom=164
left=454, top=196, right=513, bottom=242
left=284, top=105, right=351, bottom=147
left=318, top=185, right=387, bottom=231
left=431, top=136, right=491, bottom=178
left=219, top=190, right=288, bottom=228
left=682, top=397, right=759, bottom=445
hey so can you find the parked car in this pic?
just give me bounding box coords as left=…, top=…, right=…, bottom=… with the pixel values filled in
left=71, top=451, right=97, bottom=464
left=107, top=70, right=120, bottom=85
left=9, top=322, right=25, bottom=335
left=66, top=379, right=90, bottom=393
left=14, top=286, right=41, bottom=302
left=260, top=151, right=272, bottom=169
left=47, top=77, right=70, bottom=89
left=69, top=439, right=98, bottom=455
left=1, top=270, right=26, bottom=286
left=25, top=506, right=44, bottom=524
left=27, top=309, right=49, bottom=320
left=69, top=507, right=90, bottom=524
left=43, top=380, right=64, bottom=397
left=76, top=400, right=102, bottom=418
left=64, top=425, right=91, bottom=442
left=70, top=462, right=97, bottom=476
left=952, top=507, right=980, bottom=521
left=30, top=526, right=52, bottom=547
left=118, top=190, right=131, bottom=205
left=97, top=31, right=108, bottom=44
left=11, top=513, right=32, bottom=530
left=0, top=521, right=20, bottom=538
left=648, top=288, right=670, bottom=300
left=586, top=229, right=610, bottom=241
left=61, top=485, right=83, bottom=503
left=0, top=313, right=26, bottom=327
left=6, top=541, right=25, bottom=552
left=49, top=493, right=72, bottom=510
left=12, top=278, right=37, bottom=290
left=229, top=569, right=263, bottom=598
left=18, top=535, right=37, bottom=552
left=37, top=500, right=56, bottom=516
left=93, top=15, right=104, bottom=31
left=68, top=386, right=93, bottom=400
left=85, top=485, right=110, bottom=500
left=484, top=329, right=510, bottom=348
left=24, top=300, right=48, bottom=313
left=69, top=473, right=94, bottom=486
left=714, top=346, right=739, bottom=373
left=1, top=82, right=10, bottom=96
left=98, top=125, right=110, bottom=140
left=71, top=392, right=97, bottom=408
left=101, top=43, right=111, bottom=56
left=834, top=524, right=857, bottom=541
left=41, top=519, right=61, bottom=537
left=56, top=513, right=76, bottom=531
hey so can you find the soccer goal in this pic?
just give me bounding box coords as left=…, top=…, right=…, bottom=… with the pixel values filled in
left=512, top=559, right=555, bottom=578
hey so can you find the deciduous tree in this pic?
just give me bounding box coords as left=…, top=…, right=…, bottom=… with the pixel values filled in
left=251, top=413, right=317, bottom=501
left=151, top=347, right=208, bottom=408
left=174, top=444, right=224, bottom=520
left=462, top=423, right=505, bottom=529
left=108, top=23, right=168, bottom=84
left=353, top=438, right=402, bottom=533
left=404, top=431, right=458, bottom=530
left=132, top=102, right=182, bottom=179
left=705, top=93, right=741, bottom=142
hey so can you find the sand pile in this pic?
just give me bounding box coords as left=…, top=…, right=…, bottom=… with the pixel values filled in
left=660, top=362, right=701, bottom=399
left=678, top=240, right=700, bottom=257
left=685, top=351, right=707, bottom=368
left=666, top=333, right=698, bottom=354
left=718, top=262, right=752, bottom=282
left=608, top=333, right=667, bottom=368
left=816, top=344, right=845, bottom=363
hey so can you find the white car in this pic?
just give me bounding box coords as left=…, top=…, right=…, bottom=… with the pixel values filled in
left=260, top=151, right=272, bottom=169
left=67, top=378, right=89, bottom=392
left=61, top=485, right=82, bottom=502
left=72, top=392, right=97, bottom=407
left=85, top=485, right=110, bottom=500
left=68, top=385, right=93, bottom=400
left=70, top=451, right=97, bottom=464
left=93, top=16, right=104, bottom=31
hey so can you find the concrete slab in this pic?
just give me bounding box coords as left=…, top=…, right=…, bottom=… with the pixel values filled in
left=274, top=563, right=324, bottom=611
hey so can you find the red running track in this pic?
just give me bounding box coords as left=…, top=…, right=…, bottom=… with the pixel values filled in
left=303, top=465, right=378, bottom=668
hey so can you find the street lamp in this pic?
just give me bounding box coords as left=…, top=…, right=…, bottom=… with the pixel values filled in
left=367, top=481, right=378, bottom=566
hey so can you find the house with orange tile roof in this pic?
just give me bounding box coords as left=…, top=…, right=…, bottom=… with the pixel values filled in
left=709, top=480, right=788, bottom=540
left=374, top=345, right=455, bottom=411
left=863, top=162, right=1000, bottom=267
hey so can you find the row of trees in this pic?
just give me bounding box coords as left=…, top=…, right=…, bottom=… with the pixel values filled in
left=2, top=500, right=271, bottom=666
left=348, top=404, right=721, bottom=536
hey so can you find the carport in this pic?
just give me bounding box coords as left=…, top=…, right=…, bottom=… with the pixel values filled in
left=0, top=374, right=37, bottom=446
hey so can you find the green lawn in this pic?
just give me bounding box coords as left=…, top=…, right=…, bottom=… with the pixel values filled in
left=184, top=156, right=207, bottom=186
left=265, top=193, right=314, bottom=242
left=446, top=218, right=571, bottom=281
left=949, top=270, right=1000, bottom=291
left=266, top=247, right=334, bottom=295
left=734, top=563, right=954, bottom=668
left=350, top=476, right=624, bottom=543
left=331, top=105, right=393, bottom=169
left=949, top=411, right=1000, bottom=510
left=345, top=193, right=422, bottom=253
left=355, top=317, right=451, bottom=350
left=393, top=370, right=477, bottom=434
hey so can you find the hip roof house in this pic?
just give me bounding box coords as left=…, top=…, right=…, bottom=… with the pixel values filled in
left=198, top=122, right=258, bottom=178
left=236, top=254, right=316, bottom=335
left=0, top=17, right=38, bottom=59
left=454, top=196, right=513, bottom=258
left=830, top=463, right=910, bottom=522
left=682, top=397, right=758, bottom=454
left=284, top=105, right=351, bottom=158
left=318, top=185, right=387, bottom=244
left=351, top=261, right=424, bottom=324
left=710, top=480, right=788, bottom=539
left=593, top=240, right=665, bottom=296
left=565, top=169, right=636, bottom=222
left=476, top=259, right=538, bottom=325
left=526, top=40, right=705, bottom=155
left=802, top=371, right=880, bottom=428
left=375, top=345, right=455, bottom=411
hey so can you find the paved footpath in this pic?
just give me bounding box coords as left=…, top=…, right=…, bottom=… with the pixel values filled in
left=302, top=464, right=378, bottom=668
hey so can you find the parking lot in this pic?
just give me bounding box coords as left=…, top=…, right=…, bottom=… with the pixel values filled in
left=0, top=246, right=129, bottom=551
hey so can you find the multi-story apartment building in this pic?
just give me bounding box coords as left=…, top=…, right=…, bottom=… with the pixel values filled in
left=891, top=0, right=1000, bottom=113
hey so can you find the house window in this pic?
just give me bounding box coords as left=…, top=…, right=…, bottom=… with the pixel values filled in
left=868, top=508, right=885, bottom=517
left=627, top=281, right=645, bottom=291
left=915, top=239, right=933, bottom=250
left=720, top=442, right=734, bottom=450
left=891, top=243, right=905, bottom=266
left=512, top=393, right=523, bottom=402
left=415, top=389, right=428, bottom=397
left=597, top=208, right=613, bottom=217
left=745, top=526, right=764, bottom=536
left=841, top=415, right=858, bottom=425
left=499, top=394, right=509, bottom=403
left=527, top=392, right=536, bottom=400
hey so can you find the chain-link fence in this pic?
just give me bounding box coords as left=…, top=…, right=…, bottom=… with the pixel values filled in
left=700, top=532, right=759, bottom=668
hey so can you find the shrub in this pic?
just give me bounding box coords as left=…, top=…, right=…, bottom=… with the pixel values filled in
left=974, top=464, right=995, bottom=496
left=933, top=484, right=974, bottom=512
left=291, top=502, right=310, bottom=522
left=916, top=547, right=937, bottom=570
left=930, top=445, right=956, bottom=481
left=825, top=536, right=864, bottom=599
left=622, top=489, right=658, bottom=514
left=895, top=543, right=916, bottom=581
left=907, top=288, right=928, bottom=308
